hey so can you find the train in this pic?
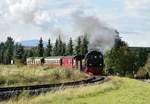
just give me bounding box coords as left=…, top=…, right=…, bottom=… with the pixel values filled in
left=27, top=50, right=104, bottom=75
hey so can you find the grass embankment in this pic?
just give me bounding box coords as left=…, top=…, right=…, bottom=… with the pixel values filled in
left=1, top=77, right=150, bottom=104
left=0, top=65, right=87, bottom=87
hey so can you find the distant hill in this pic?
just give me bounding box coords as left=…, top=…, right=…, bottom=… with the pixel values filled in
left=19, top=39, right=47, bottom=47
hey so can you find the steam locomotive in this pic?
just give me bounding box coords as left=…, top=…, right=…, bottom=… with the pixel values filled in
left=85, top=50, right=104, bottom=75
left=27, top=50, right=104, bottom=75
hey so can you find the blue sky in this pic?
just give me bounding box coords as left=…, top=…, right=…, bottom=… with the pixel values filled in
left=0, top=0, right=150, bottom=47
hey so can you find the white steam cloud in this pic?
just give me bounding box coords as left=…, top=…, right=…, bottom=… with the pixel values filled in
left=73, top=15, right=117, bottom=53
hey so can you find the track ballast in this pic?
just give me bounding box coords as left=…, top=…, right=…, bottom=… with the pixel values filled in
left=0, top=76, right=107, bottom=101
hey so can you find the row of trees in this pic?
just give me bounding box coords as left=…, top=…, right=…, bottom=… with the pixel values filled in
left=0, top=37, right=15, bottom=64
left=105, top=36, right=148, bottom=77
left=0, top=37, right=27, bottom=64
left=28, top=36, right=88, bottom=58
left=0, top=36, right=89, bottom=64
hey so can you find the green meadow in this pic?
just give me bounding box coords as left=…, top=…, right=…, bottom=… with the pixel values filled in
left=1, top=76, right=150, bottom=104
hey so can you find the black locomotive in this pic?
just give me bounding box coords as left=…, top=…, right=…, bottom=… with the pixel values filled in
left=84, top=50, right=104, bottom=75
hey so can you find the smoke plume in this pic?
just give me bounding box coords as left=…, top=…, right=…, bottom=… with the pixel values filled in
left=73, top=15, right=117, bottom=53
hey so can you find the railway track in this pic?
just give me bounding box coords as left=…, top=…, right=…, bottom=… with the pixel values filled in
left=0, top=76, right=108, bottom=101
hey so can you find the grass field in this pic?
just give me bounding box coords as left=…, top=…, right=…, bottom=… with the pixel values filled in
left=1, top=76, right=150, bottom=104
left=0, top=65, right=87, bottom=87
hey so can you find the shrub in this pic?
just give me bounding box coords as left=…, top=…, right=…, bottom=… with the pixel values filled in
left=136, top=67, right=147, bottom=79
left=0, top=65, right=86, bottom=87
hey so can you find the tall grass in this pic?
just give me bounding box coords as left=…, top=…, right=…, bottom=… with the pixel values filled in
left=0, top=65, right=87, bottom=87
left=1, top=77, right=150, bottom=104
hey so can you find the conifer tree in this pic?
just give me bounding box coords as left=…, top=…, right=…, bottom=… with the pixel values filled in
left=0, top=42, right=4, bottom=63
left=67, top=38, right=73, bottom=55
left=46, top=38, right=52, bottom=57
left=37, top=37, right=44, bottom=57
left=27, top=48, right=36, bottom=57
left=15, top=43, right=25, bottom=64
left=58, top=35, right=63, bottom=55
left=53, top=36, right=66, bottom=56
left=15, top=44, right=23, bottom=59
left=3, top=37, right=14, bottom=64
left=75, top=36, right=82, bottom=55
left=53, top=39, right=59, bottom=56
left=81, top=36, right=88, bottom=55
left=62, top=43, right=66, bottom=56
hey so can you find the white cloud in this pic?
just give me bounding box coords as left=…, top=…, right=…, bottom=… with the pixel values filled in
left=0, top=0, right=150, bottom=47
left=118, top=0, right=150, bottom=46
left=124, top=0, right=150, bottom=33
left=7, top=0, right=49, bottom=24
left=0, top=0, right=90, bottom=41
left=125, top=0, right=150, bottom=9
left=125, top=0, right=150, bottom=16
left=5, top=0, right=89, bottom=24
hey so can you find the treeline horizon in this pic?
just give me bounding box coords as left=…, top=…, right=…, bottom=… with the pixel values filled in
left=0, top=35, right=150, bottom=78
left=0, top=36, right=88, bottom=64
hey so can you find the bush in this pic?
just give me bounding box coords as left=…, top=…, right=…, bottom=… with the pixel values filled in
left=136, top=67, right=147, bottom=79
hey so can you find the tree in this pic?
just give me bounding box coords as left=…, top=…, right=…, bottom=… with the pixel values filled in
left=75, top=36, right=82, bottom=55
left=0, top=42, right=4, bottom=63
left=58, top=36, right=63, bottom=56
left=53, top=36, right=66, bottom=56
left=22, top=50, right=28, bottom=64
left=81, top=36, right=88, bottom=55
left=53, top=39, right=59, bottom=56
left=62, top=43, right=67, bottom=56
left=15, top=43, right=25, bottom=64
left=27, top=48, right=37, bottom=58
left=134, top=48, right=148, bottom=70
left=3, top=37, right=14, bottom=64
left=27, top=50, right=33, bottom=58
left=37, top=37, right=44, bottom=57
left=105, top=36, right=136, bottom=76
left=46, top=38, right=52, bottom=57
left=67, top=38, right=73, bottom=55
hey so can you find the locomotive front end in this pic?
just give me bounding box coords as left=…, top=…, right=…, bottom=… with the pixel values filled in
left=84, top=50, right=104, bottom=75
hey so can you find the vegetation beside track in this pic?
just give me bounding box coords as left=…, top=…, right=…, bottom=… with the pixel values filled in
left=0, top=65, right=87, bottom=87
left=1, top=76, right=150, bottom=104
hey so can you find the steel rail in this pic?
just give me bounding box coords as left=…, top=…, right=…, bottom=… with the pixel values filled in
left=0, top=76, right=108, bottom=101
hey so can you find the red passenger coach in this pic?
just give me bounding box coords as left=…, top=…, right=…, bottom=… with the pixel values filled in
left=62, top=55, right=84, bottom=69
left=62, top=56, right=74, bottom=68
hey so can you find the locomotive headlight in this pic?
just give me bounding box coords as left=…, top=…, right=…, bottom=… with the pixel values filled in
left=100, top=64, right=102, bottom=66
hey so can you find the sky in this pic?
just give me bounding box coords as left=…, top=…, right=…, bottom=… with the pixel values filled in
left=0, top=0, right=150, bottom=47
